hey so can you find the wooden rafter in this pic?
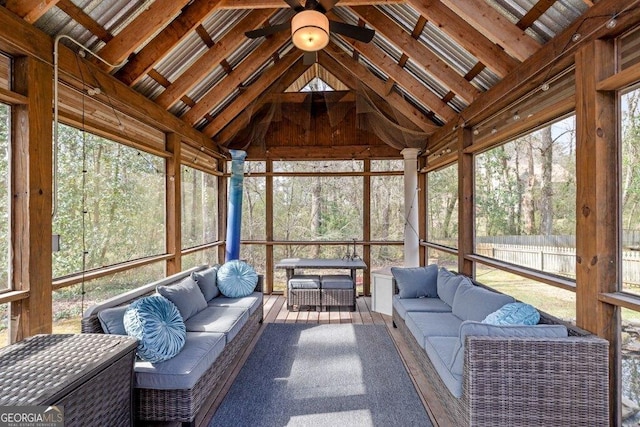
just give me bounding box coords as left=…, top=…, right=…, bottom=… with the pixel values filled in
left=327, top=13, right=457, bottom=123
left=5, top=0, right=59, bottom=23
left=350, top=6, right=480, bottom=104
left=96, top=0, right=192, bottom=70
left=215, top=57, right=313, bottom=144
left=204, top=49, right=304, bottom=138
left=57, top=0, right=112, bottom=43
left=155, top=9, right=276, bottom=110
left=441, top=0, right=541, bottom=61
left=181, top=30, right=290, bottom=125
left=217, top=0, right=403, bottom=8
left=517, top=0, right=556, bottom=30
left=115, top=0, right=225, bottom=86
left=406, top=0, right=518, bottom=78
left=320, top=46, right=439, bottom=133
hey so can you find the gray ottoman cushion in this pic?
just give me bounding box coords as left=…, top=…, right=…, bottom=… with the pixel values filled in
left=405, top=312, right=462, bottom=347
left=393, top=295, right=452, bottom=320
left=288, top=275, right=321, bottom=289
left=321, top=274, right=354, bottom=289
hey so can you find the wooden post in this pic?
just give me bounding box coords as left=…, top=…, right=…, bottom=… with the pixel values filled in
left=458, top=127, right=474, bottom=276
left=575, top=39, right=620, bottom=426
left=11, top=56, right=53, bottom=341
left=217, top=158, right=227, bottom=265
left=363, top=159, right=371, bottom=295
left=166, top=133, right=181, bottom=275
left=265, top=159, right=274, bottom=294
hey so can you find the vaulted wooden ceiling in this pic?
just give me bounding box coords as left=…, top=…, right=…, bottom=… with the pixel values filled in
left=3, top=0, right=633, bottom=158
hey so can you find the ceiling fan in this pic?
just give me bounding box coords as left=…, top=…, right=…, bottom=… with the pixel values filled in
left=245, top=0, right=375, bottom=64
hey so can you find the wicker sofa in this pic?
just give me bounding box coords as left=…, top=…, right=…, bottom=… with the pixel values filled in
left=391, top=265, right=609, bottom=427
left=81, top=265, right=263, bottom=427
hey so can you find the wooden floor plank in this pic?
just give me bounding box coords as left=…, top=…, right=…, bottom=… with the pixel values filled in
left=264, top=295, right=285, bottom=324
left=364, top=296, right=385, bottom=325
left=318, top=309, right=330, bottom=324
left=357, top=297, right=373, bottom=324
left=307, top=310, right=320, bottom=324
left=339, top=308, right=352, bottom=323
left=296, top=310, right=310, bottom=323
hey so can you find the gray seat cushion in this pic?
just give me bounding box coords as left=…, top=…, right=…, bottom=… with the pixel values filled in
left=288, top=275, right=321, bottom=289
left=424, top=336, right=462, bottom=398
left=184, top=306, right=249, bottom=343
left=405, top=312, right=463, bottom=347
left=393, top=295, right=452, bottom=320
left=452, top=282, right=515, bottom=321
left=321, top=274, right=354, bottom=289
left=133, top=331, right=225, bottom=390
left=207, top=292, right=263, bottom=316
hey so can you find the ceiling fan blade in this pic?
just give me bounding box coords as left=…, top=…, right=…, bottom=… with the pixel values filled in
left=317, top=0, right=339, bottom=13
left=245, top=22, right=291, bottom=39
left=329, top=21, right=375, bottom=43
left=303, top=51, right=317, bottom=65
left=284, top=0, right=304, bottom=12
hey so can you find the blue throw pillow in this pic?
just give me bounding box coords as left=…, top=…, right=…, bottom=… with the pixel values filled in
left=217, top=260, right=258, bottom=298
left=483, top=302, right=540, bottom=326
left=391, top=265, right=438, bottom=299
left=124, top=295, right=186, bottom=363
left=192, top=265, right=220, bottom=301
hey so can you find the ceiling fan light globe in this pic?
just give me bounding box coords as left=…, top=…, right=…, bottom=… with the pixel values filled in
left=291, top=10, right=329, bottom=52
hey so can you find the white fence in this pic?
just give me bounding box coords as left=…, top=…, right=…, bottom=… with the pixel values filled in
left=476, top=243, right=640, bottom=286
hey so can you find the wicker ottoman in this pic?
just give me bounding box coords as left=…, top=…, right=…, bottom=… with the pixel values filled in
left=321, top=274, right=355, bottom=311
left=287, top=274, right=321, bottom=311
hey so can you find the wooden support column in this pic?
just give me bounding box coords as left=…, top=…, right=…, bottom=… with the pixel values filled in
left=418, top=156, right=427, bottom=267
left=575, top=39, right=620, bottom=426
left=265, top=159, right=274, bottom=294
left=217, top=158, right=227, bottom=265
left=166, top=133, right=181, bottom=276
left=11, top=56, right=53, bottom=341
left=363, top=159, right=371, bottom=295
left=458, top=127, right=474, bottom=276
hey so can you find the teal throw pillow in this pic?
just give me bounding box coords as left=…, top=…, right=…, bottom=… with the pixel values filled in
left=124, top=295, right=186, bottom=363
left=483, top=302, right=540, bottom=326
left=391, top=265, right=438, bottom=299
left=217, top=260, right=258, bottom=298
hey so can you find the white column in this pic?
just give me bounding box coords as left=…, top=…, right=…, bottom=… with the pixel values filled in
left=401, top=148, right=421, bottom=267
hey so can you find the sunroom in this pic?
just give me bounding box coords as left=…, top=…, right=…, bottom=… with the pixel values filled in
left=0, top=0, right=639, bottom=426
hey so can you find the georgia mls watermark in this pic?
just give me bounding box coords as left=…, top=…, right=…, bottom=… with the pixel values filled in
left=0, top=406, right=64, bottom=427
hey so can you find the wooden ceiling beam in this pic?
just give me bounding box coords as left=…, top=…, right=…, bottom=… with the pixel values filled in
left=350, top=6, right=479, bottom=104
left=218, top=0, right=403, bottom=8
left=57, top=0, right=112, bottom=43
left=517, top=0, right=555, bottom=31
left=204, top=49, right=304, bottom=138
left=115, top=0, right=225, bottom=86
left=5, top=0, right=59, bottom=23
left=406, top=0, right=518, bottom=78
left=154, top=9, right=276, bottom=110
left=430, top=0, right=640, bottom=145
left=440, top=0, right=541, bottom=61
left=327, top=13, right=456, bottom=123
left=96, top=0, right=192, bottom=71
left=181, top=30, right=290, bottom=125
left=246, top=144, right=401, bottom=160
left=321, top=46, right=438, bottom=133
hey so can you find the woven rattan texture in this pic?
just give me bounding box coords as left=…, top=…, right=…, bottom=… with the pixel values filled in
left=287, top=288, right=321, bottom=310
left=321, top=289, right=355, bottom=310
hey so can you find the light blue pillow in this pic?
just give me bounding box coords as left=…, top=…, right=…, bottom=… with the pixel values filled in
left=157, top=276, right=208, bottom=321
left=217, top=260, right=258, bottom=298
left=123, top=295, right=186, bottom=363
left=192, top=265, right=220, bottom=301
left=483, top=302, right=540, bottom=326
left=391, top=265, right=438, bottom=299
left=97, top=305, right=128, bottom=335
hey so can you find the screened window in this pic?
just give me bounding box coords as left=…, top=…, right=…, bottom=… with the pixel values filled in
left=53, top=124, right=165, bottom=277
left=0, top=104, right=9, bottom=291
left=475, top=116, right=577, bottom=278
left=182, top=166, right=218, bottom=249
left=621, top=87, right=640, bottom=295
left=427, top=163, right=458, bottom=248
left=371, top=175, right=403, bottom=241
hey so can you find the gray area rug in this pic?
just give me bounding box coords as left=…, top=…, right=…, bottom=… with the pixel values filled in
left=210, top=323, right=432, bottom=426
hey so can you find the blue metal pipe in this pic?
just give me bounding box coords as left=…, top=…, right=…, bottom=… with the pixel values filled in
left=225, top=150, right=246, bottom=261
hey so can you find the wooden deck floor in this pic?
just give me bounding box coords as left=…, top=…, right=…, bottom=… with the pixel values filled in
left=198, top=295, right=441, bottom=427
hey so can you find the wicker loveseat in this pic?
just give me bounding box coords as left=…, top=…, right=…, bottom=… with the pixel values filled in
left=391, top=265, right=609, bottom=427
left=81, top=265, right=263, bottom=427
